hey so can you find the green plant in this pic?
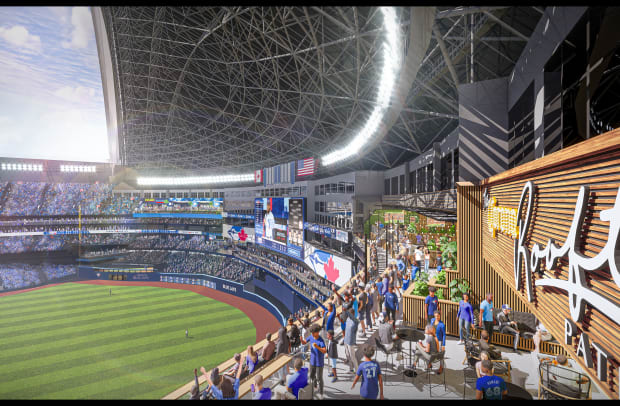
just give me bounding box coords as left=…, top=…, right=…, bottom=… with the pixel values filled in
left=436, top=289, right=445, bottom=300
left=427, top=239, right=437, bottom=251
left=435, top=270, right=446, bottom=285
left=449, top=278, right=470, bottom=302
left=407, top=223, right=417, bottom=234
left=439, top=236, right=457, bottom=269
left=412, top=280, right=429, bottom=297
left=416, top=271, right=429, bottom=283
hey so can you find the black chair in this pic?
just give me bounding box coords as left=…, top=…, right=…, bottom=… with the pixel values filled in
left=538, top=362, right=591, bottom=400
left=374, top=337, right=401, bottom=381
left=413, top=350, right=447, bottom=397
left=463, top=365, right=478, bottom=399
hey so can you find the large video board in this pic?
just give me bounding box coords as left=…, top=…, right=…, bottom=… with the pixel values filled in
left=254, top=197, right=305, bottom=260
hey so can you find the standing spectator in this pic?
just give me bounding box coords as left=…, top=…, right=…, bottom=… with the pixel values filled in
left=430, top=310, right=446, bottom=351
left=251, top=374, right=271, bottom=400
left=357, top=284, right=368, bottom=337
left=275, top=326, right=291, bottom=385
left=189, top=368, right=201, bottom=400
left=351, top=345, right=384, bottom=400
left=479, top=293, right=495, bottom=341
left=383, top=285, right=399, bottom=330
left=287, top=317, right=301, bottom=354
left=375, top=277, right=384, bottom=309
left=475, top=360, right=507, bottom=400
left=303, top=323, right=326, bottom=399
left=497, top=304, right=521, bottom=353
left=424, top=286, right=439, bottom=326
left=424, top=248, right=430, bottom=272
left=325, top=329, right=339, bottom=383
left=457, top=292, right=474, bottom=344
left=414, top=246, right=423, bottom=270
left=341, top=302, right=361, bottom=373
left=365, top=285, right=374, bottom=330
left=402, top=272, right=411, bottom=293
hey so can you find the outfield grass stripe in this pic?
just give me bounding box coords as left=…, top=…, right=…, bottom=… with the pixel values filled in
left=0, top=286, right=196, bottom=319
left=0, top=299, right=235, bottom=349
left=0, top=308, right=250, bottom=364
left=28, top=335, right=255, bottom=400
left=0, top=329, right=256, bottom=399
left=0, top=315, right=254, bottom=385
left=0, top=284, right=259, bottom=399
left=0, top=295, right=229, bottom=339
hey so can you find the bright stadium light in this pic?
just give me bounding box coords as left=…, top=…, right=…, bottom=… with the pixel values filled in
left=137, top=173, right=255, bottom=186
left=321, top=7, right=401, bottom=167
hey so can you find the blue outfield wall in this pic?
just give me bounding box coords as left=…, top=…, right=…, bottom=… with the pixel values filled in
left=76, top=259, right=315, bottom=326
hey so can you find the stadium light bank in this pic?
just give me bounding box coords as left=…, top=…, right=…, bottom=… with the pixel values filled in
left=321, top=7, right=401, bottom=167
left=137, top=174, right=254, bottom=186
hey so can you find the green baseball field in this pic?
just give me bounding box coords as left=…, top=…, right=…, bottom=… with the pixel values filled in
left=0, top=283, right=256, bottom=399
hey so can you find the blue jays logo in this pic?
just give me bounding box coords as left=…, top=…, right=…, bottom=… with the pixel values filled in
left=307, top=250, right=340, bottom=283
left=227, top=226, right=248, bottom=242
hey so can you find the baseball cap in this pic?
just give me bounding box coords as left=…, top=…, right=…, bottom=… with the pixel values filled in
left=501, top=304, right=511, bottom=310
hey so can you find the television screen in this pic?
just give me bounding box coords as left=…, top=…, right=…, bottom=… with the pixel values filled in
left=254, top=197, right=305, bottom=260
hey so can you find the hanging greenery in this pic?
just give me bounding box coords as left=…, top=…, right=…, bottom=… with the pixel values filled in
left=439, top=236, right=457, bottom=269
left=435, top=269, right=446, bottom=285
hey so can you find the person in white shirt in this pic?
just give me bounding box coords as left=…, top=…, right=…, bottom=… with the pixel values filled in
left=263, top=199, right=276, bottom=240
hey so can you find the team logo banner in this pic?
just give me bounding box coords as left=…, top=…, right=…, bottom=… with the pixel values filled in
left=223, top=224, right=255, bottom=243
left=303, top=242, right=351, bottom=286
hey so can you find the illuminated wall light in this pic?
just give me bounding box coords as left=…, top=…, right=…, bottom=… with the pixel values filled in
left=137, top=173, right=254, bottom=186
left=322, top=7, right=401, bottom=167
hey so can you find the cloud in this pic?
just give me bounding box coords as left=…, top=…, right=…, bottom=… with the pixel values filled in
left=0, top=25, right=42, bottom=53
left=53, top=85, right=96, bottom=105
left=61, top=7, right=92, bottom=50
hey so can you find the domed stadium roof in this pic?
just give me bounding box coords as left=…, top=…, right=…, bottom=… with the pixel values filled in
left=98, top=6, right=542, bottom=175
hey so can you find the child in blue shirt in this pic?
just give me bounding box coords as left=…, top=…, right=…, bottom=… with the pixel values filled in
left=352, top=345, right=383, bottom=400
left=301, top=323, right=326, bottom=398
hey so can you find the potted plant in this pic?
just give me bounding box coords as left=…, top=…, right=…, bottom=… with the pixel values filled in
left=439, top=236, right=457, bottom=270
left=449, top=278, right=470, bottom=302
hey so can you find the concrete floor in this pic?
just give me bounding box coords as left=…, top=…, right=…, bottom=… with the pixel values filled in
left=242, top=311, right=608, bottom=400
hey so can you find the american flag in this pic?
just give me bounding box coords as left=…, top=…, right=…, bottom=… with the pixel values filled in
left=297, top=158, right=316, bottom=176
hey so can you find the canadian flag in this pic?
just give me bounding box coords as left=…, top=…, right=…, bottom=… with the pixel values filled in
left=254, top=169, right=263, bottom=183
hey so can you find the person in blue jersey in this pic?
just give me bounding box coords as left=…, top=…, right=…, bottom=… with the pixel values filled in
left=301, top=323, right=327, bottom=399
left=384, top=284, right=399, bottom=330
left=476, top=360, right=507, bottom=400
left=425, top=286, right=439, bottom=325
left=430, top=310, right=446, bottom=352
left=375, top=277, right=384, bottom=309
left=275, top=357, right=308, bottom=400
left=313, top=293, right=336, bottom=339
left=402, top=272, right=411, bottom=292
left=351, top=345, right=384, bottom=400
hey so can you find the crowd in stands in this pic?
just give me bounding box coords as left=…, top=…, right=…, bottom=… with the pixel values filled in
left=161, top=252, right=254, bottom=283
left=0, top=217, right=220, bottom=228
left=234, top=245, right=332, bottom=302
left=0, top=263, right=76, bottom=290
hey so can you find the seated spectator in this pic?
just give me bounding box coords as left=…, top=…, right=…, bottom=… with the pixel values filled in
left=260, top=333, right=276, bottom=362
left=413, top=324, right=443, bottom=374
left=479, top=330, right=502, bottom=360
left=547, top=354, right=589, bottom=395
left=497, top=304, right=521, bottom=353
left=274, top=357, right=308, bottom=400
left=378, top=312, right=402, bottom=356
left=244, top=345, right=260, bottom=375
left=251, top=374, right=271, bottom=400
left=475, top=359, right=507, bottom=400
left=225, top=353, right=242, bottom=378
left=202, top=362, right=243, bottom=400
left=475, top=351, right=491, bottom=378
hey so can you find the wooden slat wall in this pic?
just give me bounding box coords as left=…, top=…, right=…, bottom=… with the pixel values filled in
left=458, top=128, right=620, bottom=399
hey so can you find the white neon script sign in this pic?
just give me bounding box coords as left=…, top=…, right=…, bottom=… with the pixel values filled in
left=514, top=181, right=620, bottom=325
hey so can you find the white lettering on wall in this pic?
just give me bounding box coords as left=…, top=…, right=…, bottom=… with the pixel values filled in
left=514, top=181, right=620, bottom=325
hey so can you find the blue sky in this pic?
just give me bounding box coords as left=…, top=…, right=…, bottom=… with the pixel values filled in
left=0, top=7, right=109, bottom=162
